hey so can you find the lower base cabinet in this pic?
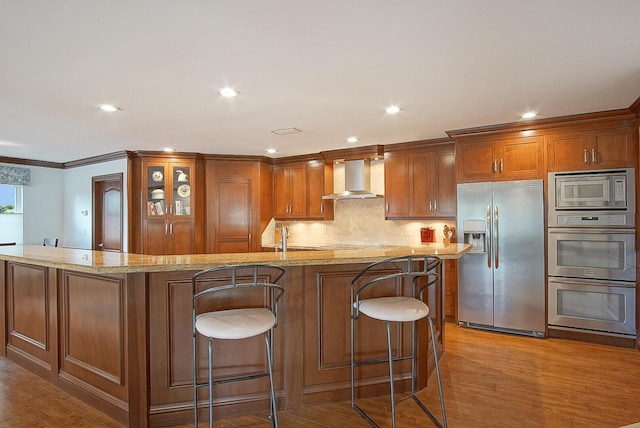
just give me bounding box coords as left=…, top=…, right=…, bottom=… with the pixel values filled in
left=0, top=261, right=445, bottom=427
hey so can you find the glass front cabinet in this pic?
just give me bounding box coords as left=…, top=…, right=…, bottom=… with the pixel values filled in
left=134, top=154, right=201, bottom=255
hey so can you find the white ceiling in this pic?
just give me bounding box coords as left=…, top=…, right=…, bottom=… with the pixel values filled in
left=1, top=1, right=640, bottom=163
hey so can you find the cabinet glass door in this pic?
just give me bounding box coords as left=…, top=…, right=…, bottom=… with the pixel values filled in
left=172, top=166, right=191, bottom=216
left=147, top=166, right=166, bottom=216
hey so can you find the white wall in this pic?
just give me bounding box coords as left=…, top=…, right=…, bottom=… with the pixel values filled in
left=0, top=163, right=65, bottom=245
left=1, top=159, right=128, bottom=250
left=63, top=158, right=128, bottom=250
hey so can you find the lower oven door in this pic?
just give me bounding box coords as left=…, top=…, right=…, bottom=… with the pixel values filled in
left=548, top=277, right=636, bottom=337
left=548, top=228, right=636, bottom=282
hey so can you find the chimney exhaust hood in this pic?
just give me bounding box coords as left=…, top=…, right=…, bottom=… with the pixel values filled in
left=322, top=159, right=381, bottom=200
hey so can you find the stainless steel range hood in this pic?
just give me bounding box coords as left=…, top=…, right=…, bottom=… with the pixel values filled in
left=322, top=159, right=381, bottom=200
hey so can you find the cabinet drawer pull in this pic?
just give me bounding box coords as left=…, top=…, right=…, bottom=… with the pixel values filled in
left=165, top=224, right=168, bottom=235
left=434, top=200, right=437, bottom=211
left=386, top=202, right=389, bottom=212
left=499, top=158, right=504, bottom=173
left=591, top=148, right=596, bottom=164
left=320, top=203, right=324, bottom=214
left=583, top=149, right=589, bottom=164
left=492, top=159, right=497, bottom=173
left=170, top=223, right=173, bottom=235
left=248, top=233, right=252, bottom=245
left=429, top=200, right=432, bottom=211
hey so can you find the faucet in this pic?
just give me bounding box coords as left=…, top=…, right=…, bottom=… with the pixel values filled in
left=276, top=224, right=288, bottom=253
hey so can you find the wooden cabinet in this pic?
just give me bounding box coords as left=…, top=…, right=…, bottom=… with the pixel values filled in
left=131, top=153, right=204, bottom=255
left=205, top=158, right=273, bottom=253
left=273, top=160, right=333, bottom=220
left=547, top=128, right=636, bottom=171
left=384, top=145, right=455, bottom=219
left=456, top=136, right=544, bottom=182
left=444, top=259, right=458, bottom=321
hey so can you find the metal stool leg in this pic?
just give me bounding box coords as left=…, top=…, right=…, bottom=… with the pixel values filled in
left=208, top=338, right=214, bottom=428
left=386, top=321, right=396, bottom=428
left=265, top=332, right=279, bottom=428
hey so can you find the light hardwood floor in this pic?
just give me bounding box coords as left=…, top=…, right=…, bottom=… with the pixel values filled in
left=1, top=324, right=639, bottom=427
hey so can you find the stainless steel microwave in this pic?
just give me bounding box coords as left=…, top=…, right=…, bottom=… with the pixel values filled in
left=548, top=168, right=636, bottom=228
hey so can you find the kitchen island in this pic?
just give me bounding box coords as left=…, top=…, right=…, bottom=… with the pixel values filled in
left=0, top=243, right=470, bottom=427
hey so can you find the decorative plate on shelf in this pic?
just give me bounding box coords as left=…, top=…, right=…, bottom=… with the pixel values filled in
left=152, top=171, right=163, bottom=182
left=177, top=184, right=190, bottom=197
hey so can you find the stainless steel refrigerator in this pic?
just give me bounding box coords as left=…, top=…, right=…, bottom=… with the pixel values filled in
left=456, top=180, right=545, bottom=336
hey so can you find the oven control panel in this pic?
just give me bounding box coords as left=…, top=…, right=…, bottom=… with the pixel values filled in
left=555, top=214, right=627, bottom=226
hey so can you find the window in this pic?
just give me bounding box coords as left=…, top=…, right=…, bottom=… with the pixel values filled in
left=0, top=184, right=23, bottom=214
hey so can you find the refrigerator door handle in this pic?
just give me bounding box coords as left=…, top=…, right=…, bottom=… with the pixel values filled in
left=486, top=204, right=492, bottom=268
left=494, top=206, right=499, bottom=268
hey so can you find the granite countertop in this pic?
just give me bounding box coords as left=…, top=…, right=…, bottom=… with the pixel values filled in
left=0, top=244, right=472, bottom=274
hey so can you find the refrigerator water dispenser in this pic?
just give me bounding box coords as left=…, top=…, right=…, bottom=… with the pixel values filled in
left=463, top=219, right=486, bottom=253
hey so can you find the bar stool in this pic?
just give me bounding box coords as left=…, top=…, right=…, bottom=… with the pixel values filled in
left=350, top=255, right=447, bottom=428
left=192, top=264, right=285, bottom=428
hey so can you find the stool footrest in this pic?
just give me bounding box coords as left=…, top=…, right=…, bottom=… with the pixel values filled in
left=353, top=354, right=412, bottom=367
left=194, top=371, right=269, bottom=388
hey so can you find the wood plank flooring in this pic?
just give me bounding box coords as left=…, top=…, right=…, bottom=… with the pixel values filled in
left=1, top=324, right=639, bottom=427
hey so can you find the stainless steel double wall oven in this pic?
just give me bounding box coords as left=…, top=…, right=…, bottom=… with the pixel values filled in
left=547, top=168, right=637, bottom=338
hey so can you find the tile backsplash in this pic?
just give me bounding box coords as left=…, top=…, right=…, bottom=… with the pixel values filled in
left=263, top=198, right=456, bottom=247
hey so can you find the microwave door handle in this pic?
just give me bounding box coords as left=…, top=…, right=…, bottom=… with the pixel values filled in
left=486, top=205, right=492, bottom=268
left=494, top=206, right=499, bottom=269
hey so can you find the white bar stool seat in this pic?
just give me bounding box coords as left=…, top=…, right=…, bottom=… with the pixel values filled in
left=358, top=296, right=429, bottom=322
left=195, top=308, right=276, bottom=340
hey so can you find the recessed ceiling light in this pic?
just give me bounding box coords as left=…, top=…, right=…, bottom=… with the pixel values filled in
left=521, top=111, right=537, bottom=119
left=347, top=136, right=358, bottom=143
left=220, top=87, right=238, bottom=97
left=99, top=104, right=121, bottom=112
left=163, top=147, right=175, bottom=153
left=385, top=105, right=401, bottom=114
left=266, top=148, right=277, bottom=154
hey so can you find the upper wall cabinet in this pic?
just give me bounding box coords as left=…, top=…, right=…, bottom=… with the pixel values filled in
left=273, top=160, right=333, bottom=221
left=547, top=128, right=636, bottom=171
left=384, top=145, right=456, bottom=219
left=456, top=135, right=545, bottom=182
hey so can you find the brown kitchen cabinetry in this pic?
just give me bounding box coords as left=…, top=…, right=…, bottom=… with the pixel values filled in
left=384, top=145, right=455, bottom=219
left=547, top=128, right=636, bottom=171
left=273, top=159, right=333, bottom=220
left=131, top=153, right=204, bottom=255
left=456, top=135, right=544, bottom=182
left=444, top=259, right=458, bottom=321
left=205, top=158, right=273, bottom=253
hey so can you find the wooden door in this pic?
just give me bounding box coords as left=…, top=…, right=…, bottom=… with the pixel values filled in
left=169, top=220, right=195, bottom=255
left=215, top=178, right=253, bottom=253
left=92, top=173, right=122, bottom=252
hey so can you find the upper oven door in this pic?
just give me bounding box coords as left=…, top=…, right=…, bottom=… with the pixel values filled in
left=548, top=228, right=636, bottom=282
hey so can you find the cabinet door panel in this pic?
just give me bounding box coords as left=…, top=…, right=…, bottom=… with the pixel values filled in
left=499, top=136, right=544, bottom=179
left=170, top=221, right=195, bottom=255
left=384, top=154, right=409, bottom=217
left=216, top=179, right=252, bottom=253
left=410, top=153, right=432, bottom=217
left=456, top=142, right=496, bottom=182
left=144, top=221, right=168, bottom=255
left=307, top=163, right=326, bottom=219
left=592, top=129, right=636, bottom=168
left=547, top=132, right=589, bottom=171
left=273, top=167, right=290, bottom=218
left=433, top=150, right=456, bottom=217
left=288, top=164, right=307, bottom=218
